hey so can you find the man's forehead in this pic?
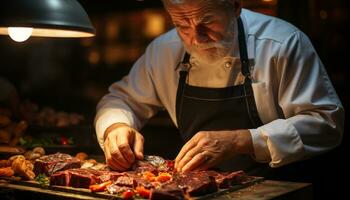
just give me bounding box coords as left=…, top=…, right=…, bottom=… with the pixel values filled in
left=166, top=0, right=222, bottom=19
left=163, top=0, right=226, bottom=5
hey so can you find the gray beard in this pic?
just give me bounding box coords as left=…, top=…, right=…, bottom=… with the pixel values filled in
left=181, top=18, right=237, bottom=64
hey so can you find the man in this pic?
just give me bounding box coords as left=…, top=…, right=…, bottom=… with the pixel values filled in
left=95, top=0, right=344, bottom=176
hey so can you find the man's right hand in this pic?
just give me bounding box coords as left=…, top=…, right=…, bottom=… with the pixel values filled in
left=103, top=123, right=144, bottom=171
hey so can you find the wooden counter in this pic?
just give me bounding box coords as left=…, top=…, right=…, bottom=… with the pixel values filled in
left=0, top=179, right=312, bottom=200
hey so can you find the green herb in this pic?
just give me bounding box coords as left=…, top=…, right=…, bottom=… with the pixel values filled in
left=35, top=174, right=50, bottom=187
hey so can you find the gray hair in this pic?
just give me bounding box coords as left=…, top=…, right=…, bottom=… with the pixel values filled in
left=161, top=0, right=233, bottom=8
left=161, top=0, right=228, bottom=4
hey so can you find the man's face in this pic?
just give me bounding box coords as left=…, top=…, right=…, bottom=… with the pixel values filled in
left=166, top=0, right=237, bottom=63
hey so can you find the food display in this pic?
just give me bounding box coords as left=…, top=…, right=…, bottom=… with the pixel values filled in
left=0, top=149, right=260, bottom=200
left=0, top=113, right=28, bottom=146
left=0, top=147, right=44, bottom=180
left=0, top=100, right=86, bottom=149
left=19, top=100, right=85, bottom=128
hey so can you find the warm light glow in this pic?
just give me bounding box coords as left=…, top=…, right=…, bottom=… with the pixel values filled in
left=0, top=27, right=94, bottom=39
left=8, top=27, right=33, bottom=42
left=144, top=12, right=165, bottom=38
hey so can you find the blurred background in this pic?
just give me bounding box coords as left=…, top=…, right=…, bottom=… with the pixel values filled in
left=0, top=0, right=348, bottom=198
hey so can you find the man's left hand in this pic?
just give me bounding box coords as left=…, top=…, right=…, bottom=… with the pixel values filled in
left=175, top=130, right=253, bottom=172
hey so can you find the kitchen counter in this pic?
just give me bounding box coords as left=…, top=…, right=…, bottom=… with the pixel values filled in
left=0, top=179, right=312, bottom=200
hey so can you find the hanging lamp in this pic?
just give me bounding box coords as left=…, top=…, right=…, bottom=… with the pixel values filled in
left=0, top=0, right=95, bottom=42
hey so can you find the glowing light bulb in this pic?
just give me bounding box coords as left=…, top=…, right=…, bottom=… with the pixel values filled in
left=8, top=27, right=33, bottom=42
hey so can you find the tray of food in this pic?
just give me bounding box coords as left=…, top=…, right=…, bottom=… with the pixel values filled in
left=0, top=150, right=263, bottom=200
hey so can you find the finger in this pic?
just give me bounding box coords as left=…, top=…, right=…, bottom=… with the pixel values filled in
left=175, top=139, right=197, bottom=169
left=110, top=156, right=128, bottom=172
left=109, top=135, right=132, bottom=169
left=182, top=152, right=210, bottom=172
left=104, top=138, right=111, bottom=163
left=133, top=133, right=144, bottom=160
left=118, top=142, right=135, bottom=165
left=117, top=131, right=136, bottom=164
left=104, top=142, right=126, bottom=171
left=177, top=146, right=201, bottom=172
left=112, top=147, right=132, bottom=169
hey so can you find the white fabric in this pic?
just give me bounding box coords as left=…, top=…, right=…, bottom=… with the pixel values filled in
left=95, top=9, right=344, bottom=168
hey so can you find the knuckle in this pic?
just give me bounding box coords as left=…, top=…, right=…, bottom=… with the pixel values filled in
left=203, top=138, right=211, bottom=145
left=110, top=150, right=120, bottom=158
left=199, top=138, right=210, bottom=146
left=118, top=143, right=130, bottom=151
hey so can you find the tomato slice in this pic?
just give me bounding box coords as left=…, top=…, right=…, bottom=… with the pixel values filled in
left=122, top=189, right=134, bottom=199
left=142, top=171, right=156, bottom=181
left=156, top=172, right=172, bottom=183
left=89, top=180, right=112, bottom=192
left=136, top=186, right=150, bottom=198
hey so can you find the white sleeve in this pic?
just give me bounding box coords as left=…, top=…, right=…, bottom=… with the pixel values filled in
left=94, top=43, right=164, bottom=150
left=252, top=31, right=344, bottom=167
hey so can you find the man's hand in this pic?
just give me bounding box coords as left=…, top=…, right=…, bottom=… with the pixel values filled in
left=175, top=130, right=253, bottom=172
left=103, top=123, right=144, bottom=171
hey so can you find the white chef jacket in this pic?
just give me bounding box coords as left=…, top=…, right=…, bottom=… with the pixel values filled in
left=95, top=9, right=344, bottom=168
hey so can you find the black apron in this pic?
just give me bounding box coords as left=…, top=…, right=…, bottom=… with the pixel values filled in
left=175, top=17, right=265, bottom=173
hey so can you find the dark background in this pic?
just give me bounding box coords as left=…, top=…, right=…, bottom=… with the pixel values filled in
left=0, top=0, right=348, bottom=199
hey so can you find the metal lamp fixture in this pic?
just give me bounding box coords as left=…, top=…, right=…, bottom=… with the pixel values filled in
left=0, top=0, right=95, bottom=42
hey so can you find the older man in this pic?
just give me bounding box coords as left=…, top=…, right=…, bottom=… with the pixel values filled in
left=95, top=0, right=344, bottom=176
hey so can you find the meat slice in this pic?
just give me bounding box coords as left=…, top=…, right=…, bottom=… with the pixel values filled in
left=125, top=172, right=155, bottom=189
left=69, top=169, right=100, bottom=188
left=98, top=171, right=124, bottom=183
left=131, top=160, right=158, bottom=174
left=50, top=170, right=70, bottom=186
left=34, top=153, right=81, bottom=176
left=150, top=182, right=185, bottom=200
left=205, top=170, right=245, bottom=188
left=175, top=171, right=218, bottom=196
left=115, top=176, right=136, bottom=187
left=50, top=168, right=120, bottom=188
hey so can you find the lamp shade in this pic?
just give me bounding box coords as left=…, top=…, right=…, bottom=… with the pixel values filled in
left=0, top=0, right=95, bottom=38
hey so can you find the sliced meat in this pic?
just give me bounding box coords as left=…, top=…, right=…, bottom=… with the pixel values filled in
left=205, top=170, right=245, bottom=188
left=69, top=169, right=99, bottom=188
left=126, top=172, right=155, bottom=189
left=115, top=176, right=136, bottom=187
left=50, top=168, right=111, bottom=188
left=131, top=160, right=158, bottom=174
left=150, top=182, right=184, bottom=200
left=34, top=153, right=81, bottom=176
left=176, top=171, right=218, bottom=196
left=216, top=170, right=245, bottom=188
left=50, top=170, right=70, bottom=186
left=98, top=171, right=125, bottom=183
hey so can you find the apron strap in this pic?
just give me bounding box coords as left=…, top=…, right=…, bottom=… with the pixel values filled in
left=237, top=17, right=262, bottom=127
left=237, top=17, right=251, bottom=81
left=176, top=52, right=191, bottom=128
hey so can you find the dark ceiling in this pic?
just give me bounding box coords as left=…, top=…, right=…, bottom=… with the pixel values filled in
left=77, top=0, right=164, bottom=14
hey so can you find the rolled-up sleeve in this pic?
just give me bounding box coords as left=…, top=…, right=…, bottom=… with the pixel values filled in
left=252, top=31, right=344, bottom=167
left=94, top=43, right=163, bottom=150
